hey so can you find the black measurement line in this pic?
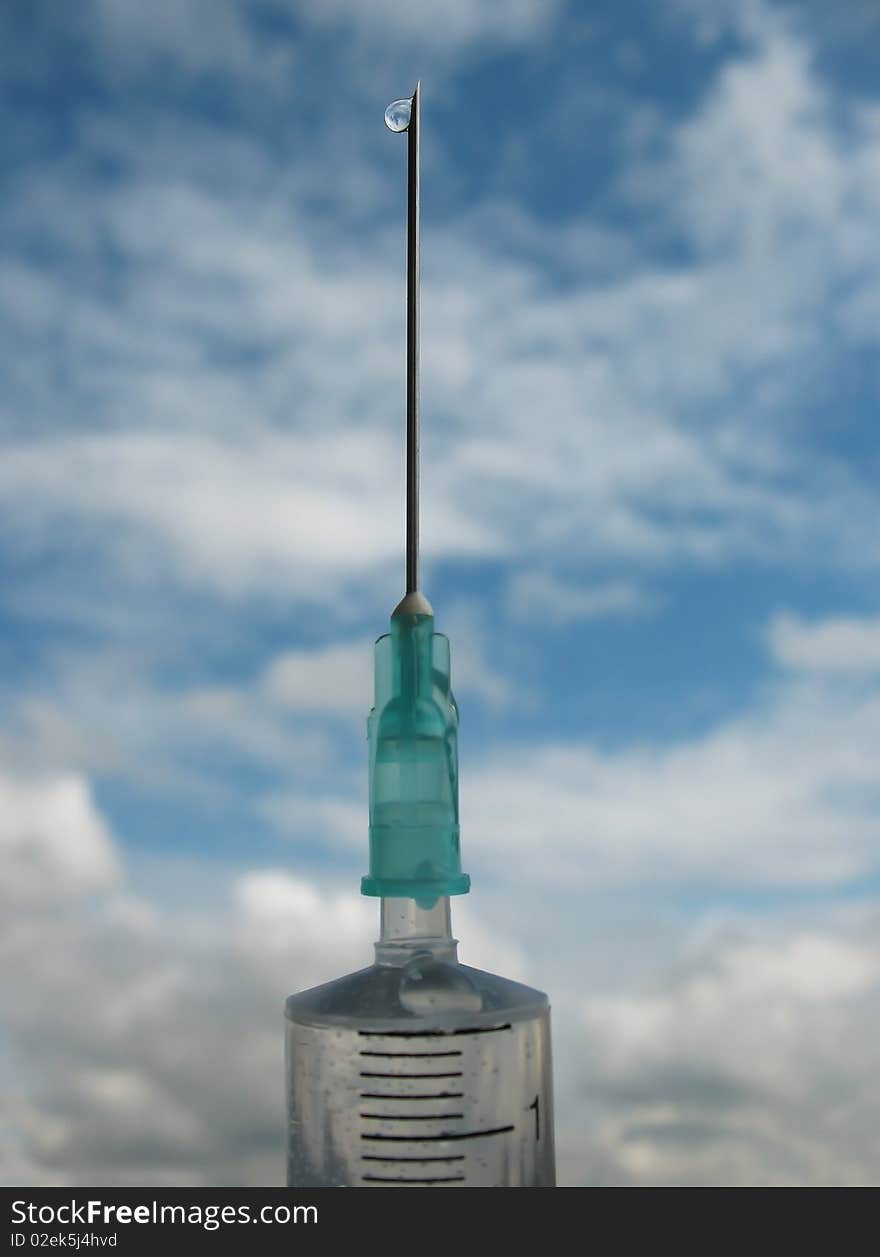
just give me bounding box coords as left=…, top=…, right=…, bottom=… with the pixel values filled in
left=362, top=1155, right=466, bottom=1163
left=362, top=1175, right=464, bottom=1185
left=360, top=1092, right=464, bottom=1101
left=358, top=1030, right=453, bottom=1039
left=452, top=1023, right=511, bottom=1036
left=360, top=1112, right=464, bottom=1121
left=362, top=1175, right=465, bottom=1184
left=359, top=1050, right=462, bottom=1058
left=359, top=1071, right=463, bottom=1080
left=363, top=1124, right=515, bottom=1143
left=358, top=1025, right=510, bottom=1038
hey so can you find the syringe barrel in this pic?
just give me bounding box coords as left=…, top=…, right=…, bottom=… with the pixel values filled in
left=286, top=958, right=555, bottom=1188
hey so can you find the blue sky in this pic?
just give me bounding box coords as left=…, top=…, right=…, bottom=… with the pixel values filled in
left=1, top=0, right=879, bottom=1186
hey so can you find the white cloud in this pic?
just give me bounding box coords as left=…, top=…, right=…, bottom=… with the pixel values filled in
left=574, top=921, right=880, bottom=1185
left=260, top=793, right=364, bottom=850
left=0, top=772, right=120, bottom=906
left=89, top=0, right=277, bottom=79
left=0, top=765, right=523, bottom=1186
left=263, top=642, right=372, bottom=718
left=0, top=647, right=333, bottom=797
left=296, top=0, right=559, bottom=49
left=233, top=868, right=372, bottom=966
left=3, top=4, right=880, bottom=610
left=769, top=612, right=880, bottom=674
left=0, top=428, right=494, bottom=603
left=462, top=640, right=880, bottom=892
left=680, top=77, right=835, bottom=256
left=616, top=1, right=880, bottom=444
left=2, top=760, right=880, bottom=1187
left=0, top=821, right=370, bottom=1185
left=436, top=602, right=517, bottom=709
left=0, top=616, right=513, bottom=806
left=37, top=606, right=866, bottom=905
left=252, top=614, right=880, bottom=897
left=507, top=571, right=657, bottom=625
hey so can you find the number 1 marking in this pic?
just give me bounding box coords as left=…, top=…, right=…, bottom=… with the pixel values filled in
left=529, top=1094, right=540, bottom=1140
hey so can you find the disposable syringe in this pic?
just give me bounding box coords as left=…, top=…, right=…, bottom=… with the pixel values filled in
left=285, top=85, right=555, bottom=1188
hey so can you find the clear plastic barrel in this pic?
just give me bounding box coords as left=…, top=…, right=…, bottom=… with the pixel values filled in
left=286, top=900, right=555, bottom=1187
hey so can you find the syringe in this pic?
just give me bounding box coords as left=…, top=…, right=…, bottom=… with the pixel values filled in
left=285, top=85, right=555, bottom=1189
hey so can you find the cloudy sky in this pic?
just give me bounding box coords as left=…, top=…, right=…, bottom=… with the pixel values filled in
left=1, top=0, right=879, bottom=1187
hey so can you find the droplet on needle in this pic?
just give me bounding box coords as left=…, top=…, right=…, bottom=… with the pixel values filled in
left=384, top=98, right=412, bottom=132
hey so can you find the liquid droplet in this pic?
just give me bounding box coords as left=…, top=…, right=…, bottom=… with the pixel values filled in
left=384, top=98, right=412, bottom=132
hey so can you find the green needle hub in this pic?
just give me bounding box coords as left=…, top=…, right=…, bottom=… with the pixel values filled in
left=362, top=591, right=470, bottom=906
